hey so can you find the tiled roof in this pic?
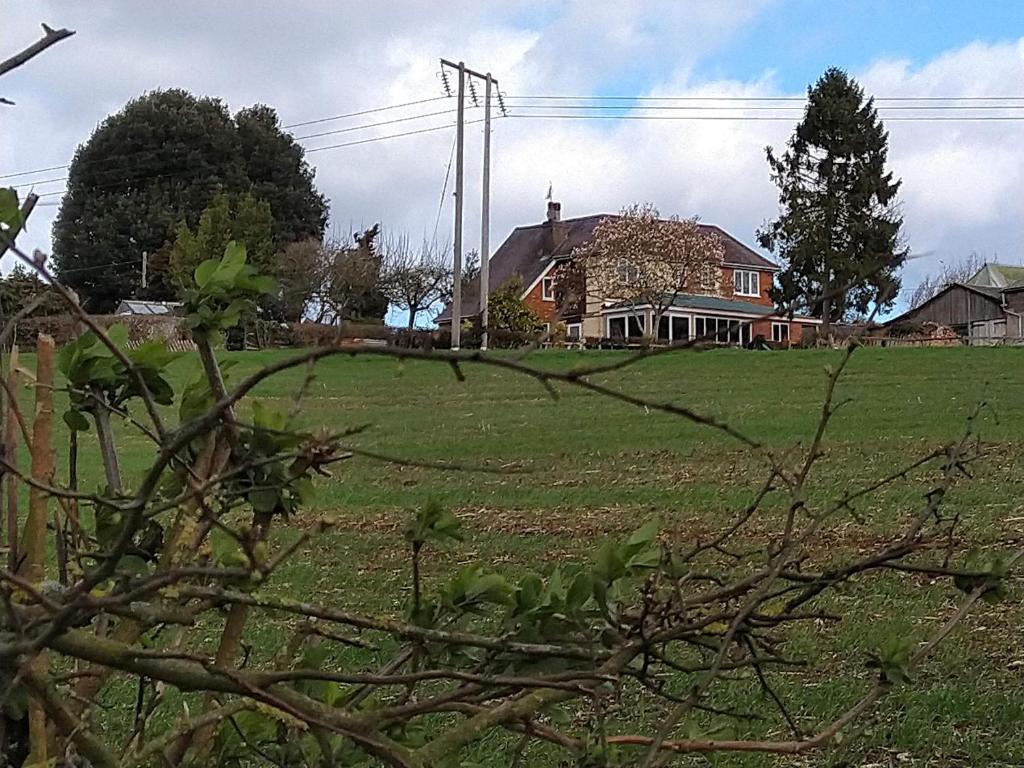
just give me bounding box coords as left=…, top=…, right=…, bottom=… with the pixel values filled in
left=437, top=213, right=776, bottom=321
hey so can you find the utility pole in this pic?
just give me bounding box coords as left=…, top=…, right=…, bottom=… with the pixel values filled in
left=479, top=73, right=492, bottom=351
left=141, top=250, right=148, bottom=291
left=451, top=61, right=466, bottom=350
left=440, top=59, right=507, bottom=351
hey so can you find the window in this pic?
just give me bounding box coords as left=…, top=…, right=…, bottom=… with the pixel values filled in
left=627, top=315, right=645, bottom=338
left=541, top=322, right=551, bottom=335
left=566, top=323, right=582, bottom=341
left=616, top=259, right=639, bottom=285
left=771, top=322, right=789, bottom=343
left=608, top=317, right=626, bottom=339
left=657, top=316, right=670, bottom=343
left=694, top=317, right=706, bottom=339
left=541, top=276, right=555, bottom=302
left=733, top=269, right=759, bottom=297
left=699, top=263, right=717, bottom=291
left=671, top=316, right=689, bottom=342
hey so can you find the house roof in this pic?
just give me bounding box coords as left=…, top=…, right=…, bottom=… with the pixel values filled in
left=437, top=212, right=777, bottom=321
left=967, top=263, right=1024, bottom=288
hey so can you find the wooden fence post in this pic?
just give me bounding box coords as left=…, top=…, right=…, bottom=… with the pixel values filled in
left=5, top=345, right=20, bottom=571
left=22, top=334, right=56, bottom=766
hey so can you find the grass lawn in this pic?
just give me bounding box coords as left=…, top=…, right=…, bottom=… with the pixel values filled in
left=22, top=345, right=1024, bottom=766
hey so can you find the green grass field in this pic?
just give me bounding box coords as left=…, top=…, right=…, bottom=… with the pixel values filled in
left=28, top=346, right=1024, bottom=766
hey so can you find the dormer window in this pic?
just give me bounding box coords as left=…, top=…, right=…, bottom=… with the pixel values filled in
left=733, top=269, right=759, bottom=297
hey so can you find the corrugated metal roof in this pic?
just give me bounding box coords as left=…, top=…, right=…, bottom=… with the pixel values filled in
left=967, top=264, right=1024, bottom=288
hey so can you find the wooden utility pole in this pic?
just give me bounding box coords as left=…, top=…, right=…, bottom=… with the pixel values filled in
left=451, top=61, right=466, bottom=350
left=440, top=59, right=505, bottom=351
left=480, top=73, right=492, bottom=351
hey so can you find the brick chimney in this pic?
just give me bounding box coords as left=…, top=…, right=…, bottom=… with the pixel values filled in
left=543, top=200, right=568, bottom=254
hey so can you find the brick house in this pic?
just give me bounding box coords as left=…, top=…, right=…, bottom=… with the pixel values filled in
left=439, top=202, right=819, bottom=345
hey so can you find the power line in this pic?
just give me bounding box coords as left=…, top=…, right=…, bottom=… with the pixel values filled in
left=0, top=164, right=69, bottom=180
left=505, top=112, right=1024, bottom=122
left=505, top=102, right=1024, bottom=111
left=432, top=132, right=457, bottom=244
left=304, top=119, right=487, bottom=153
left=1, top=96, right=461, bottom=182
left=293, top=108, right=461, bottom=142
left=514, top=94, right=1024, bottom=102
left=281, top=95, right=449, bottom=129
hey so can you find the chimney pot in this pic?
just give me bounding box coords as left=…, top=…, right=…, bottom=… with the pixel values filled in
left=547, top=201, right=561, bottom=222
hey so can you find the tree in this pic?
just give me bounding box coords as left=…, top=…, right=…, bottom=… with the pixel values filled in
left=570, top=203, right=726, bottom=334
left=909, top=252, right=984, bottom=309
left=52, top=89, right=327, bottom=311
left=0, top=263, right=64, bottom=319
left=316, top=226, right=388, bottom=325
left=168, top=192, right=275, bottom=292
left=277, top=238, right=327, bottom=322
left=758, top=68, right=906, bottom=334
left=488, top=275, right=541, bottom=334
left=381, top=236, right=452, bottom=329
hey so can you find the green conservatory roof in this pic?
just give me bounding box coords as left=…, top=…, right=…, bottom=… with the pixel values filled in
left=606, top=293, right=776, bottom=316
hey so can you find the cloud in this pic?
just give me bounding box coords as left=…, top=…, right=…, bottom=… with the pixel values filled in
left=4, top=3, right=1022, bottom=315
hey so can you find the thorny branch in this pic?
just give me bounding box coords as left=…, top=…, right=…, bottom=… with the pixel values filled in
left=0, top=200, right=1016, bottom=768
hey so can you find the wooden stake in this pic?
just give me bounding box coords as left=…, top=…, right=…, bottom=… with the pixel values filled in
left=23, top=334, right=56, bottom=766
left=5, top=345, right=20, bottom=571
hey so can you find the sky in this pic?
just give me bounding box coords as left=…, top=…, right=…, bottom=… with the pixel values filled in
left=3, top=1, right=1023, bottom=324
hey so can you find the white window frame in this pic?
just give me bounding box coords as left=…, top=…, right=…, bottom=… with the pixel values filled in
left=771, top=321, right=789, bottom=343
left=616, top=259, right=639, bottom=285
left=541, top=276, right=555, bottom=302
left=733, top=269, right=760, bottom=297
left=699, top=263, right=717, bottom=291
left=566, top=322, right=582, bottom=341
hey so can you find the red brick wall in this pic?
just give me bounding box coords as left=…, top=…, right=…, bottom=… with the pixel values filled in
left=752, top=318, right=806, bottom=344
left=522, top=272, right=559, bottom=324
left=721, top=266, right=774, bottom=307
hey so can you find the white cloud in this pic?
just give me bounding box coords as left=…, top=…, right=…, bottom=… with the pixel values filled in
left=3, top=3, right=1023, bottom=314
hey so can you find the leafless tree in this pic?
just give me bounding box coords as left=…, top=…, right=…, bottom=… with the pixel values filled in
left=569, top=203, right=727, bottom=336
left=380, top=235, right=452, bottom=329
left=908, top=252, right=985, bottom=308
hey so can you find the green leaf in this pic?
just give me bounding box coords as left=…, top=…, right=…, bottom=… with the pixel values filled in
left=566, top=571, right=592, bottom=610
left=0, top=188, right=21, bottom=231
left=250, top=487, right=280, bottom=514
left=62, top=409, right=91, bottom=433
left=194, top=259, right=220, bottom=289
left=105, top=323, right=129, bottom=349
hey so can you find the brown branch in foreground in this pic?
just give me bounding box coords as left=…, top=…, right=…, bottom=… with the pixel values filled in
left=0, top=24, right=75, bottom=80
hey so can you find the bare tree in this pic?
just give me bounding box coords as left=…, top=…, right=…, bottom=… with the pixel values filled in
left=570, top=203, right=727, bottom=336
left=313, top=226, right=387, bottom=325
left=380, top=235, right=452, bottom=329
left=278, top=238, right=327, bottom=321
left=909, top=252, right=985, bottom=309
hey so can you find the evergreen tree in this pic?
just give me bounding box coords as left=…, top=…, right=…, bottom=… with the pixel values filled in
left=758, top=68, right=906, bottom=332
left=53, top=89, right=327, bottom=311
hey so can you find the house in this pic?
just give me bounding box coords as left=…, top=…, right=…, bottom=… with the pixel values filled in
left=438, top=201, right=818, bottom=345
left=115, top=300, right=182, bottom=316
left=886, top=264, right=1024, bottom=343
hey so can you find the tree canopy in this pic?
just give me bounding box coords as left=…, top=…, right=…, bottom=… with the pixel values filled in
left=570, top=203, right=726, bottom=328
left=758, top=68, right=906, bottom=331
left=53, top=89, right=328, bottom=311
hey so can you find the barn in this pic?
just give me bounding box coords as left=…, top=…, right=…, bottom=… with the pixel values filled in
left=887, top=266, right=1024, bottom=344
